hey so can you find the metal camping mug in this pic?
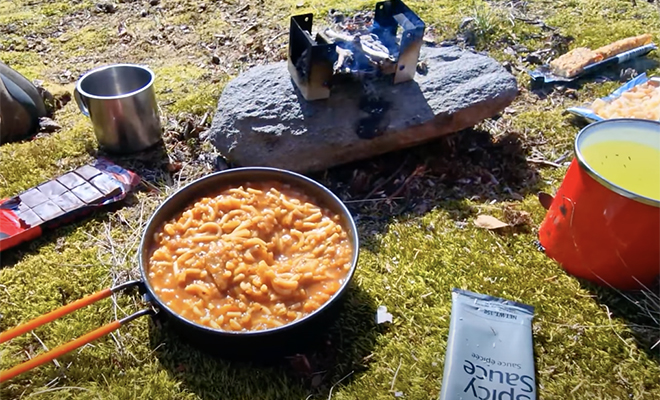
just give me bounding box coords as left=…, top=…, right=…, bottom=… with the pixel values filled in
left=538, top=119, right=660, bottom=290
left=74, top=64, right=162, bottom=154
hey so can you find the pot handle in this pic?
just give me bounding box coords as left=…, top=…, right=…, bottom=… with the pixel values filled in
left=0, top=280, right=153, bottom=383
left=538, top=192, right=554, bottom=210
left=73, top=87, right=90, bottom=117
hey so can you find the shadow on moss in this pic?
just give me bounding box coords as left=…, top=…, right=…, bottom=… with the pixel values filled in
left=582, top=280, right=660, bottom=364
left=310, top=127, right=541, bottom=247
left=148, top=282, right=382, bottom=400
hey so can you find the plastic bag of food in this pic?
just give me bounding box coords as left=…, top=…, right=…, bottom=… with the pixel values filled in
left=567, top=73, right=660, bottom=122
left=0, top=158, right=140, bottom=251
left=439, top=288, right=536, bottom=400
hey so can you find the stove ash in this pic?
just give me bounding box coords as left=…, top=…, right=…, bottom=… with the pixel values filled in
left=320, top=23, right=401, bottom=77
left=287, top=0, right=426, bottom=101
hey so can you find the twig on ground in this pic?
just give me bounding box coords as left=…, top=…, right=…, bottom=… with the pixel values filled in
left=239, top=24, right=258, bottom=36
left=603, top=305, right=633, bottom=353
left=344, top=197, right=404, bottom=204
left=327, top=370, right=354, bottom=400
left=362, top=155, right=410, bottom=200
left=569, top=381, right=583, bottom=394
left=28, top=387, right=92, bottom=397
left=267, top=31, right=287, bottom=44
left=390, top=359, right=403, bottom=391
left=31, top=332, right=61, bottom=369
left=127, top=343, right=165, bottom=364
left=45, top=377, right=60, bottom=387
left=109, top=332, right=123, bottom=355
left=526, top=158, right=563, bottom=168
left=553, top=151, right=570, bottom=164
left=390, top=165, right=426, bottom=199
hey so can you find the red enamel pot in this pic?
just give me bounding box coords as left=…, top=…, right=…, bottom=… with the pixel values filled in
left=539, top=119, right=660, bottom=290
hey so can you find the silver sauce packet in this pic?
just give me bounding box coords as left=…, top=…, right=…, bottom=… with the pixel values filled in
left=439, top=289, right=536, bottom=400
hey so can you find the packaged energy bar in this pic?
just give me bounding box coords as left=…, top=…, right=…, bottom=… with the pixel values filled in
left=0, top=158, right=140, bottom=251
left=439, top=289, right=536, bottom=400
left=527, top=43, right=657, bottom=84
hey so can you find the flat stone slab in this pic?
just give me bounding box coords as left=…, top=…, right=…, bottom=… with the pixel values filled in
left=208, top=46, right=518, bottom=173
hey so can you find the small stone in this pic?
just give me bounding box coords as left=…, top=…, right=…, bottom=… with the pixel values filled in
left=211, top=54, right=220, bottom=64
left=524, top=51, right=544, bottom=65
left=512, top=44, right=529, bottom=53
left=39, top=117, right=61, bottom=133
left=416, top=60, right=428, bottom=75
left=95, top=2, right=118, bottom=13
left=149, top=0, right=159, bottom=5
left=564, top=88, right=578, bottom=100
left=140, top=9, right=148, bottom=17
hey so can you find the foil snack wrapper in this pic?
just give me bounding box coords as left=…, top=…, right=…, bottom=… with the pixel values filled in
left=566, top=73, right=658, bottom=122
left=439, top=289, right=536, bottom=400
left=528, top=43, right=657, bottom=84
left=0, top=158, right=140, bottom=251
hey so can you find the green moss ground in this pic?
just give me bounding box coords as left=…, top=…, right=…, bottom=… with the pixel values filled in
left=1, top=0, right=659, bottom=399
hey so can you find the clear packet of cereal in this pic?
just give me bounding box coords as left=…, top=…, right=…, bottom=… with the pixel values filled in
left=566, top=73, right=657, bottom=122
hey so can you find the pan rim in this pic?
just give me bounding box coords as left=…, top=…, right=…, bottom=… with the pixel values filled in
left=138, top=167, right=360, bottom=337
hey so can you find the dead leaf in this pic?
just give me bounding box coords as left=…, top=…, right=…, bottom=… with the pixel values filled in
left=474, top=215, right=510, bottom=230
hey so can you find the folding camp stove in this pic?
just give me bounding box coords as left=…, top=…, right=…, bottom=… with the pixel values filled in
left=287, top=0, right=426, bottom=101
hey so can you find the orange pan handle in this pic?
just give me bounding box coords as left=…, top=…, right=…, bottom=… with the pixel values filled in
left=0, top=280, right=141, bottom=344
left=0, top=280, right=152, bottom=383
left=0, top=309, right=153, bottom=383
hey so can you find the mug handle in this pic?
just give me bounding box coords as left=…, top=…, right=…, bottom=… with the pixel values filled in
left=73, top=87, right=90, bottom=117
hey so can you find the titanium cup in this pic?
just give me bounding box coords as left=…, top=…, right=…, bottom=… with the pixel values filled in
left=74, top=64, right=162, bottom=154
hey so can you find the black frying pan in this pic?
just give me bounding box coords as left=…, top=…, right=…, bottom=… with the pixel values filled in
left=0, top=167, right=360, bottom=382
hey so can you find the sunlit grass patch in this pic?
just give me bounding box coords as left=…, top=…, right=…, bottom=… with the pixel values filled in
left=153, top=63, right=227, bottom=116
left=55, top=25, right=114, bottom=57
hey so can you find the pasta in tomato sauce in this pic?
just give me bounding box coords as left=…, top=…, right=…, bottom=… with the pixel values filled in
left=147, top=181, right=353, bottom=331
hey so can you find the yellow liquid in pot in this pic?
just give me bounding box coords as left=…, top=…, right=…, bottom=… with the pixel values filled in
left=581, top=140, right=660, bottom=201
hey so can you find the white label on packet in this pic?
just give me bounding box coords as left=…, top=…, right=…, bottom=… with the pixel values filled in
left=439, top=289, right=536, bottom=400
